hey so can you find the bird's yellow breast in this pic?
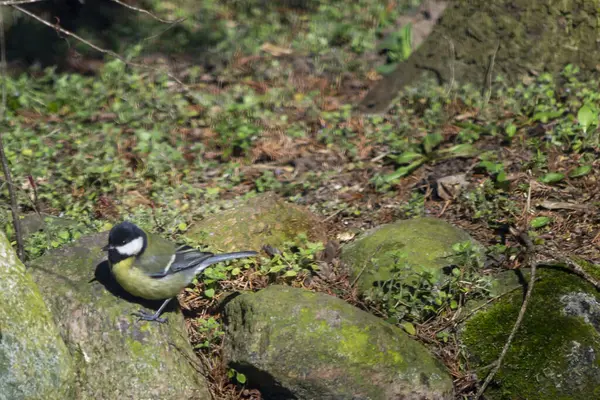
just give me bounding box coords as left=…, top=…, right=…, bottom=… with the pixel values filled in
left=111, top=258, right=183, bottom=300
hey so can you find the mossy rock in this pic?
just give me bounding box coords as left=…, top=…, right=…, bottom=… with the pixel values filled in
left=341, top=217, right=485, bottom=293
left=0, top=231, right=74, bottom=400
left=461, top=268, right=600, bottom=400
left=223, top=285, right=454, bottom=400
left=189, top=193, right=327, bottom=252
left=27, top=232, right=210, bottom=400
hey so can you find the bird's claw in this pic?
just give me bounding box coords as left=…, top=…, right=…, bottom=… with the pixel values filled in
left=132, top=309, right=167, bottom=324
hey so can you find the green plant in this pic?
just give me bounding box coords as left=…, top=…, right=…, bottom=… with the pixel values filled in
left=194, top=317, right=225, bottom=350
left=227, top=368, right=247, bottom=385
left=365, top=241, right=490, bottom=325
left=259, top=233, right=325, bottom=278
left=255, top=170, right=283, bottom=193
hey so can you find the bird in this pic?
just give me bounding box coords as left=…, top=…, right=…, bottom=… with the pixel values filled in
left=102, top=221, right=257, bottom=323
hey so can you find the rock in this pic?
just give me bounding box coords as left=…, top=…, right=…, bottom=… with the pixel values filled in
left=0, top=231, right=74, bottom=400
left=222, top=285, right=454, bottom=400
left=461, top=268, right=600, bottom=399
left=27, top=232, right=210, bottom=400
left=19, top=213, right=78, bottom=240
left=341, top=217, right=485, bottom=293
left=190, top=193, right=327, bottom=252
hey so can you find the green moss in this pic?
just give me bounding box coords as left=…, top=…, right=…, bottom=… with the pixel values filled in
left=224, top=285, right=453, bottom=399
left=462, top=269, right=600, bottom=400
left=0, top=232, right=74, bottom=400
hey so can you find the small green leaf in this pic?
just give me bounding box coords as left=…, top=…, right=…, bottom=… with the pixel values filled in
left=268, top=264, right=285, bottom=274
left=391, top=151, right=424, bottom=164
left=530, top=216, right=551, bottom=229
left=283, top=270, right=297, bottom=277
left=505, top=123, right=517, bottom=137
left=178, top=222, right=188, bottom=231
left=569, top=165, right=592, bottom=178
left=58, top=230, right=70, bottom=240
left=423, top=133, right=443, bottom=154
left=231, top=267, right=241, bottom=276
left=577, top=103, right=598, bottom=133
left=437, top=143, right=475, bottom=158
left=236, top=372, right=247, bottom=384
left=401, top=322, right=416, bottom=335
left=451, top=268, right=461, bottom=277
left=496, top=171, right=508, bottom=182
left=532, top=110, right=563, bottom=123
left=450, top=299, right=458, bottom=309
left=383, top=159, right=426, bottom=182
left=204, top=288, right=215, bottom=298
left=540, top=172, right=565, bottom=184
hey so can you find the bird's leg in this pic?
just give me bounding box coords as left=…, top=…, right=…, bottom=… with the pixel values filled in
left=132, top=298, right=173, bottom=323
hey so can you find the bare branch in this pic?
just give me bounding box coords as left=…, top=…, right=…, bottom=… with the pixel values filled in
left=108, top=0, right=186, bottom=24
left=12, top=5, right=190, bottom=88
left=475, top=227, right=536, bottom=399
left=0, top=5, right=24, bottom=260
left=0, top=0, right=45, bottom=5
left=538, top=256, right=600, bottom=291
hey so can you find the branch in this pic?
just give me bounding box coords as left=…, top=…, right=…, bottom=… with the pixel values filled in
left=0, top=0, right=44, bottom=5
left=475, top=228, right=536, bottom=399
left=108, top=0, right=186, bottom=24
left=0, top=4, right=24, bottom=260
left=12, top=5, right=190, bottom=89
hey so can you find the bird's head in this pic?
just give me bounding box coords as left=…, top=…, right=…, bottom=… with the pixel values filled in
left=102, top=221, right=147, bottom=263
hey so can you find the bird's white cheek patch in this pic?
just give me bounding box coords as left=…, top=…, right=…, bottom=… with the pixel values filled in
left=116, top=237, right=144, bottom=256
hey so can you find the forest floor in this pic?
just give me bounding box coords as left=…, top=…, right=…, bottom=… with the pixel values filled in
left=2, top=1, right=600, bottom=398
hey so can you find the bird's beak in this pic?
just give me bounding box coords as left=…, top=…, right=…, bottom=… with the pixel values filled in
left=102, top=244, right=112, bottom=252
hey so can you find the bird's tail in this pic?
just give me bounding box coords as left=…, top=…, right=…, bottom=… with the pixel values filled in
left=194, top=251, right=258, bottom=274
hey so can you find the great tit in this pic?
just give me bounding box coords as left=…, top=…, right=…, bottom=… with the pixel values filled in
left=102, top=221, right=257, bottom=323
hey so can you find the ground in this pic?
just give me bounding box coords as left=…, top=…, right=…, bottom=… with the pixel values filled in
left=1, top=1, right=600, bottom=399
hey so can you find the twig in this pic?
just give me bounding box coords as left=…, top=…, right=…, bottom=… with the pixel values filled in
left=0, top=4, right=23, bottom=260
left=0, top=0, right=44, bottom=4
left=443, top=34, right=455, bottom=98
left=350, top=244, right=383, bottom=288
left=12, top=5, right=189, bottom=89
left=142, top=17, right=188, bottom=43
left=475, top=227, right=536, bottom=399
left=538, top=257, right=600, bottom=291
left=435, top=285, right=522, bottom=334
left=479, top=40, right=500, bottom=114
left=108, top=0, right=186, bottom=24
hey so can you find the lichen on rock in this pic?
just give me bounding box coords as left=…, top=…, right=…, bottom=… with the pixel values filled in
left=222, top=285, right=454, bottom=400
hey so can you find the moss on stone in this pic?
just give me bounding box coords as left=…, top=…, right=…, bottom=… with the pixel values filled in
left=189, top=193, right=326, bottom=252
left=461, top=269, right=600, bottom=400
left=223, top=285, right=453, bottom=400
left=341, top=217, right=485, bottom=293
left=0, top=231, right=74, bottom=400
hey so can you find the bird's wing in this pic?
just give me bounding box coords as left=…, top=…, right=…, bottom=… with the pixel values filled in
left=136, top=233, right=215, bottom=276
left=167, top=246, right=215, bottom=274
